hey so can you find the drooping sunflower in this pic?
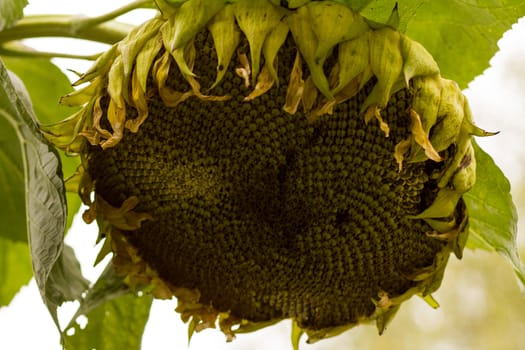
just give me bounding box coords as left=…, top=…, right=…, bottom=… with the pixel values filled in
left=41, top=0, right=493, bottom=345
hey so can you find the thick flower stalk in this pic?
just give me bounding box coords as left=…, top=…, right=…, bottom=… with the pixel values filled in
left=40, top=0, right=493, bottom=346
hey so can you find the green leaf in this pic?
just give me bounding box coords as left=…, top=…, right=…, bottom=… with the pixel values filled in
left=0, top=55, right=82, bottom=307
left=464, top=141, right=525, bottom=291
left=47, top=244, right=89, bottom=306
left=2, top=56, right=82, bottom=233
left=353, top=0, right=525, bottom=88
left=1, top=57, right=76, bottom=123
left=0, top=105, right=26, bottom=242
left=65, top=291, right=153, bottom=350
left=0, top=59, right=88, bottom=333
left=0, top=236, right=32, bottom=306
left=0, top=0, right=28, bottom=31
left=63, top=263, right=153, bottom=350
left=67, top=263, right=130, bottom=327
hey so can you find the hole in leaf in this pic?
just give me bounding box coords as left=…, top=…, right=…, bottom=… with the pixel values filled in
left=76, top=314, right=88, bottom=330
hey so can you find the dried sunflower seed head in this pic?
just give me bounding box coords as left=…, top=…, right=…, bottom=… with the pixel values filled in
left=40, top=0, right=495, bottom=346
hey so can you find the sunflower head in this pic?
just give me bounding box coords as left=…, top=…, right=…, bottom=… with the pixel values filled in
left=40, top=0, right=492, bottom=345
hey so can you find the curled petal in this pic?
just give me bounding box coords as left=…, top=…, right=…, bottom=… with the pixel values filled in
left=394, top=139, right=411, bottom=171
left=235, top=51, right=251, bottom=88
left=126, top=68, right=149, bottom=133
left=244, top=63, right=275, bottom=101
left=185, top=74, right=231, bottom=102
left=153, top=51, right=194, bottom=107
left=101, top=96, right=127, bottom=149
left=107, top=55, right=126, bottom=107
left=283, top=52, right=304, bottom=114
left=96, top=195, right=154, bottom=231
left=219, top=313, right=241, bottom=342
left=306, top=99, right=335, bottom=124
left=364, top=105, right=390, bottom=137
left=408, top=108, right=442, bottom=162
left=301, top=76, right=318, bottom=113
left=90, top=96, right=112, bottom=140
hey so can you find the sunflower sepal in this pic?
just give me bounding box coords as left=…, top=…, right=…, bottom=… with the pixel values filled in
left=208, top=5, right=241, bottom=89
left=232, top=0, right=287, bottom=84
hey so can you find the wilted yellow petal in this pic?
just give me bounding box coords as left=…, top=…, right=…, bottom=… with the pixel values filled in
left=235, top=51, right=251, bottom=88
left=153, top=51, right=194, bottom=107
left=283, top=52, right=304, bottom=114
left=394, top=138, right=411, bottom=171
left=306, top=100, right=335, bottom=124
left=408, top=108, right=442, bottom=162
left=126, top=68, right=149, bottom=133
left=301, top=76, right=318, bottom=113
left=101, top=96, right=127, bottom=149
left=90, top=96, right=111, bottom=140
left=244, top=64, right=275, bottom=101
left=185, top=74, right=231, bottom=102
left=365, top=105, right=390, bottom=137
left=107, top=55, right=126, bottom=107
left=96, top=195, right=154, bottom=231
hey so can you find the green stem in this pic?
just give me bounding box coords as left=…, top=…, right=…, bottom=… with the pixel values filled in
left=72, top=0, right=155, bottom=32
left=0, top=15, right=134, bottom=45
left=0, top=41, right=101, bottom=60
left=0, top=0, right=156, bottom=59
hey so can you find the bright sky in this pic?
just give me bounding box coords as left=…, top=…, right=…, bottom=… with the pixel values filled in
left=1, top=1, right=524, bottom=349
